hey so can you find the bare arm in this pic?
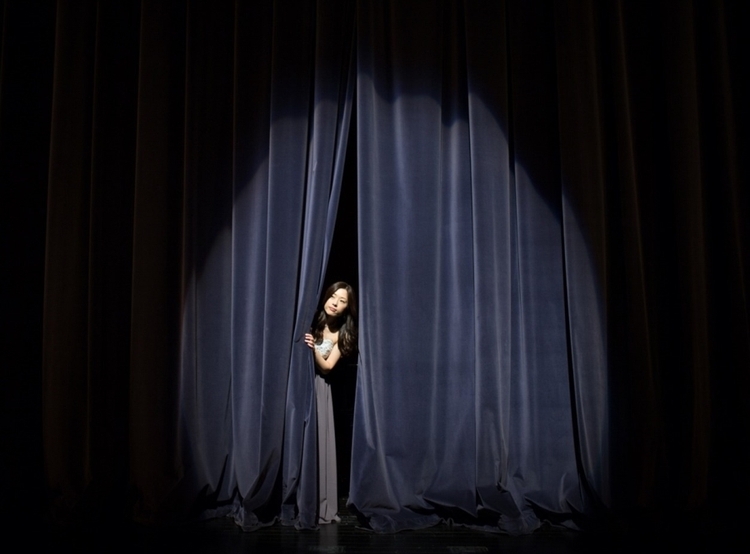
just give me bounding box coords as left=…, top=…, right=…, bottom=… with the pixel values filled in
left=304, top=333, right=342, bottom=373
left=315, top=343, right=342, bottom=373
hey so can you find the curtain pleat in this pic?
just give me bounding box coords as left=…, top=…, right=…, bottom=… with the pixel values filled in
left=129, top=0, right=188, bottom=519
left=44, top=0, right=98, bottom=506
left=552, top=0, right=610, bottom=510
left=281, top=0, right=355, bottom=528
left=463, top=0, right=518, bottom=524
left=173, top=0, right=236, bottom=518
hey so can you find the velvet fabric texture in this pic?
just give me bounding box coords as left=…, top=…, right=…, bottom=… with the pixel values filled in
left=351, top=0, right=585, bottom=532
left=2, top=0, right=747, bottom=534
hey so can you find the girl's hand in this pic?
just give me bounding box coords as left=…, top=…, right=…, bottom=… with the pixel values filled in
left=304, top=333, right=315, bottom=349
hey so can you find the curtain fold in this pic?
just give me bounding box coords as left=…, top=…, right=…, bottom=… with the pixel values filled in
left=279, top=0, right=355, bottom=529
left=552, top=0, right=610, bottom=512
left=43, top=0, right=141, bottom=519
left=224, top=0, right=318, bottom=527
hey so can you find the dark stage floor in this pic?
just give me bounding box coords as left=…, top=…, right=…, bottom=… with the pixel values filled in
left=37, top=503, right=733, bottom=554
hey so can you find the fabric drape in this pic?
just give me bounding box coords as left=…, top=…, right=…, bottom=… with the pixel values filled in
left=278, top=0, right=355, bottom=528
left=40, top=0, right=353, bottom=528
left=352, top=0, right=584, bottom=533
left=349, top=0, right=749, bottom=533
left=2, top=0, right=743, bottom=534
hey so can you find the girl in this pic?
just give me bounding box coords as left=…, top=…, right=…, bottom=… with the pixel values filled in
left=304, top=281, right=357, bottom=524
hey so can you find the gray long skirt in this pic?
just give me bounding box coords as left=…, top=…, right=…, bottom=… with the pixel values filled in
left=315, top=372, right=339, bottom=523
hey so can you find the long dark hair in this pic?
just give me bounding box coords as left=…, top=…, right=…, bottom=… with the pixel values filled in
left=312, top=281, right=358, bottom=358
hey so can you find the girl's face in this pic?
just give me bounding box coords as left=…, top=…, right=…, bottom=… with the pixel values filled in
left=323, top=288, right=349, bottom=318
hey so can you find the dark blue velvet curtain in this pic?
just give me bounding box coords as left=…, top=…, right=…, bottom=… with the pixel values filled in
left=177, top=0, right=355, bottom=530
left=157, top=1, right=355, bottom=529
left=38, top=0, right=354, bottom=529
left=351, top=0, right=594, bottom=532
left=4, top=0, right=746, bottom=535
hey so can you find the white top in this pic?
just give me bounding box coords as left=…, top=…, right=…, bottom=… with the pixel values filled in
left=314, top=338, right=334, bottom=359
